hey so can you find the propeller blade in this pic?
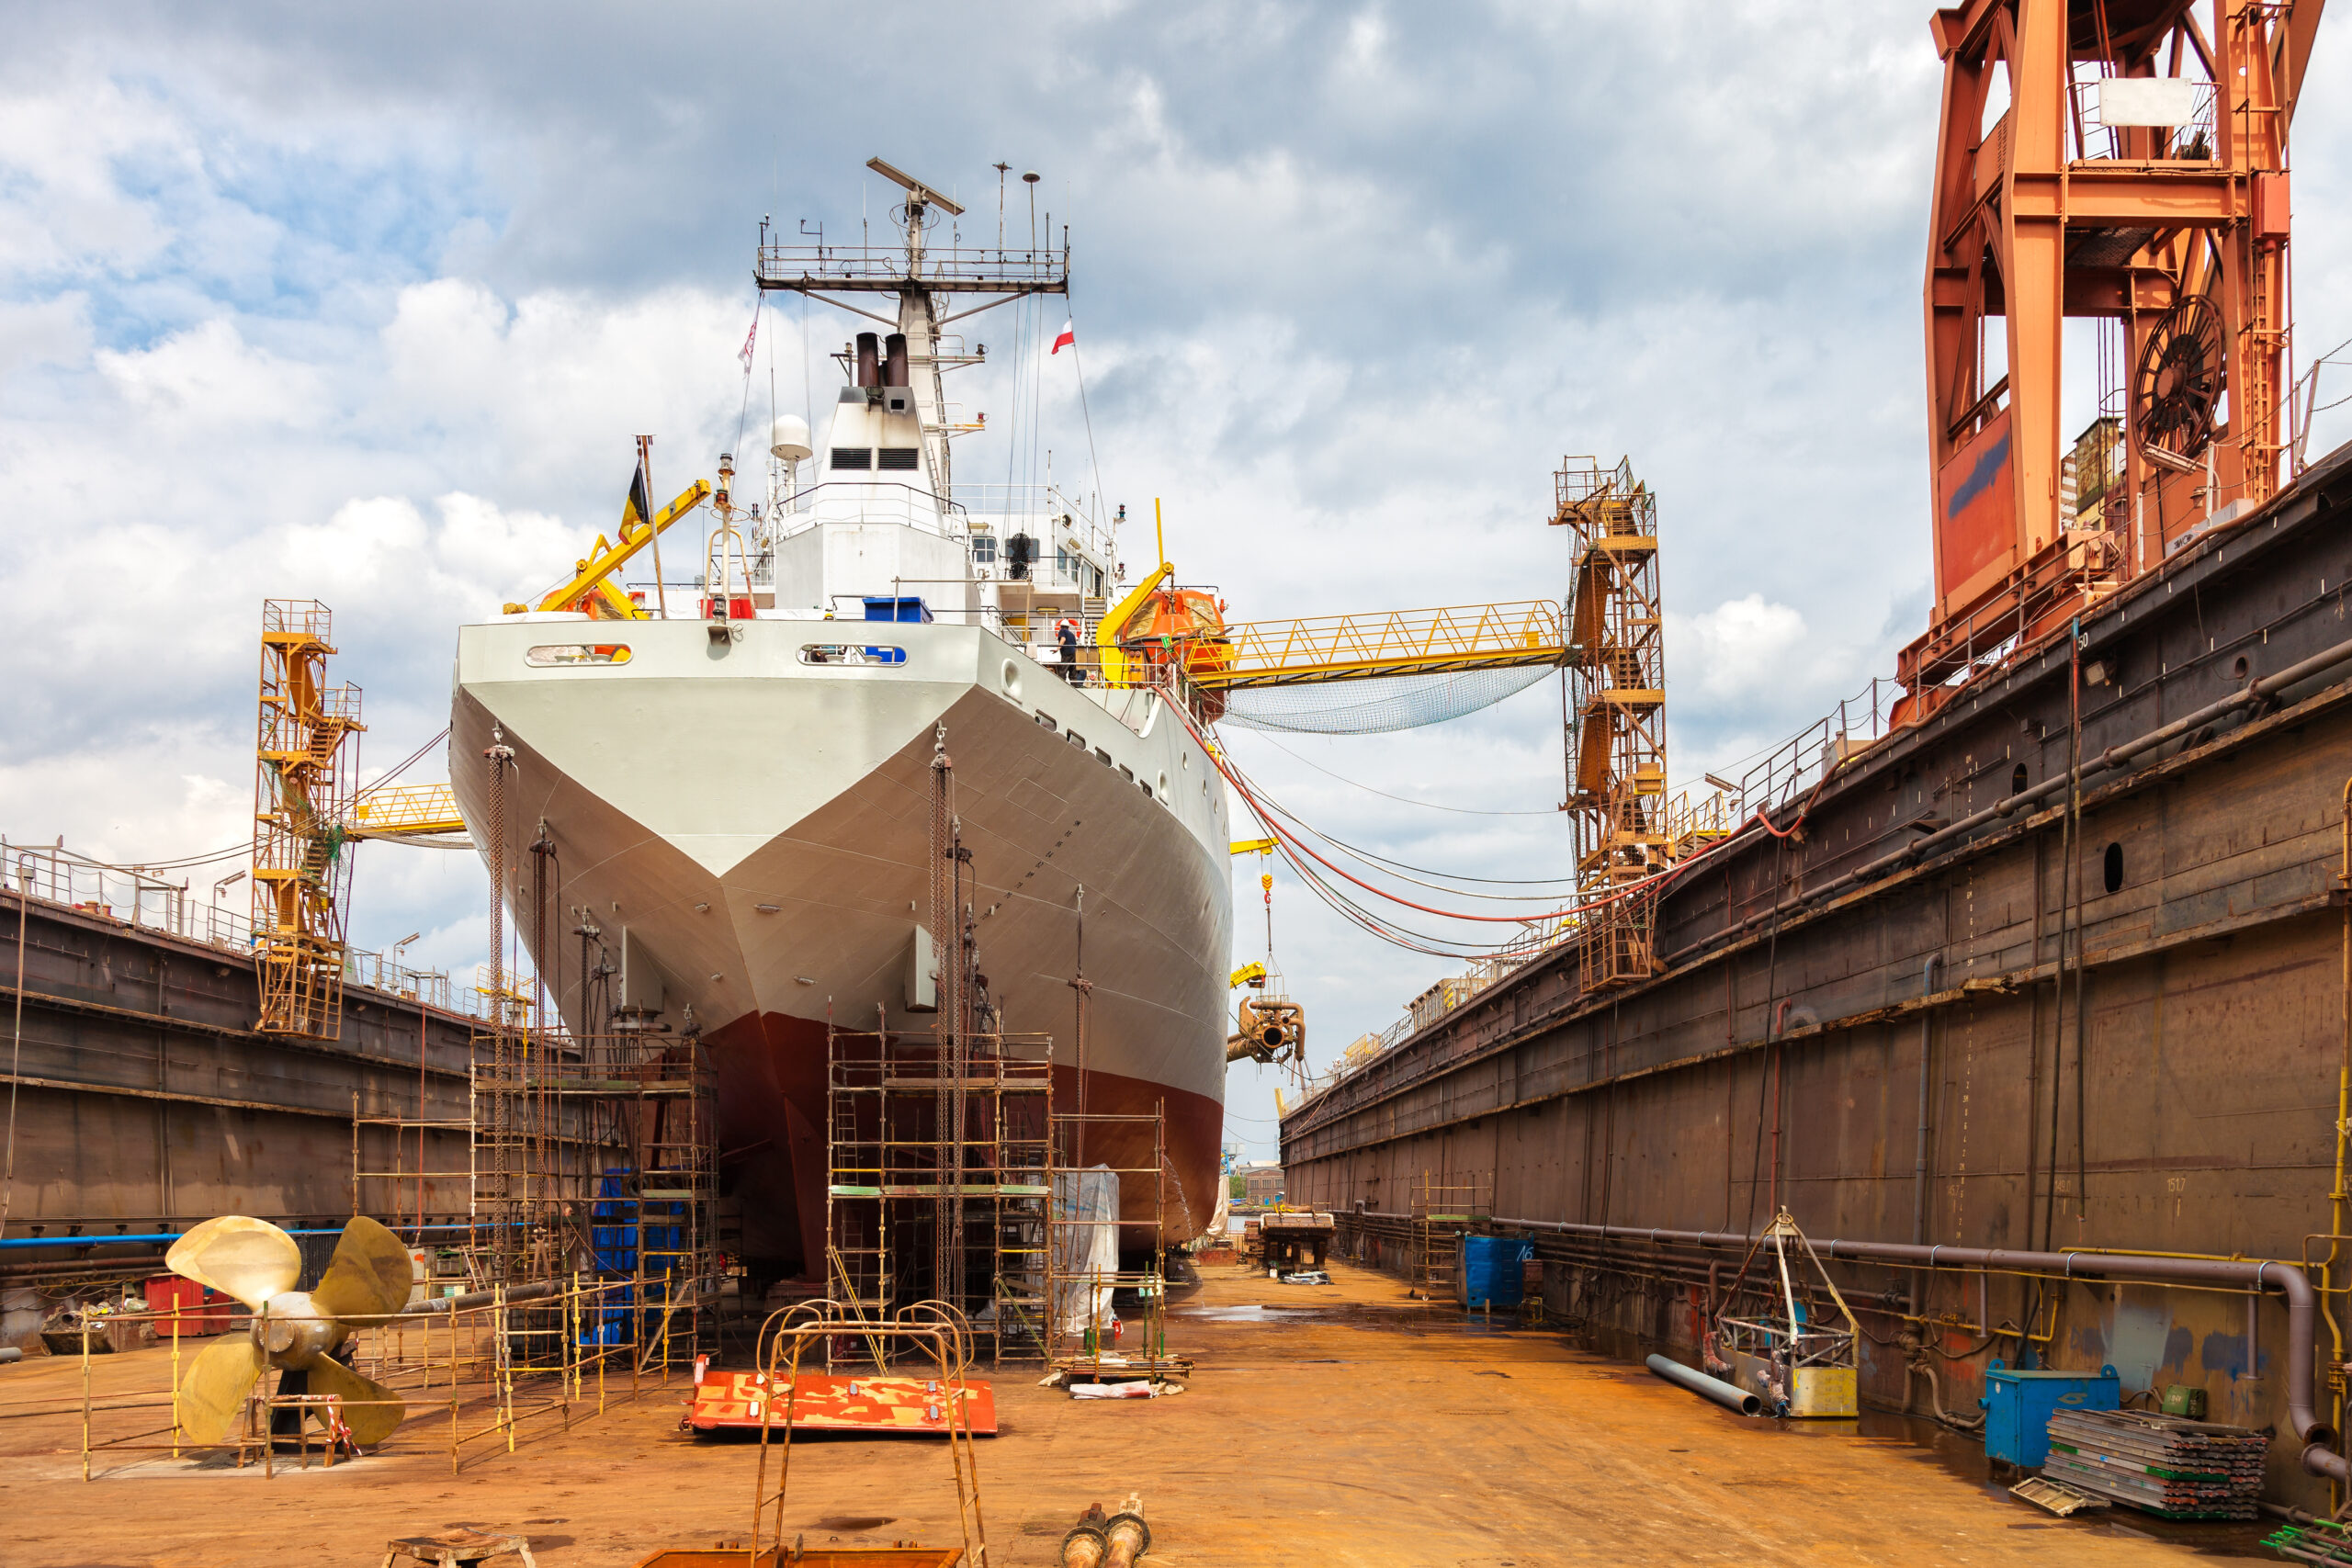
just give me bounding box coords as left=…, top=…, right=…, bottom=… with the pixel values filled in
left=175, top=1333, right=266, bottom=1445
left=304, top=1353, right=408, bottom=1449
left=311, top=1216, right=413, bottom=1323
left=165, top=1217, right=300, bottom=1313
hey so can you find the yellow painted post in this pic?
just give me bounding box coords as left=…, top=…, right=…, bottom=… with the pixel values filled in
left=80, top=1323, right=92, bottom=1482
left=497, top=1284, right=516, bottom=1454
left=169, top=1313, right=182, bottom=1459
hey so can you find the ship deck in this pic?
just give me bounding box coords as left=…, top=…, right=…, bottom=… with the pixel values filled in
left=0, top=1261, right=2256, bottom=1565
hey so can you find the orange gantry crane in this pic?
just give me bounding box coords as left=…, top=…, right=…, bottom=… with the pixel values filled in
left=1905, top=0, right=2325, bottom=707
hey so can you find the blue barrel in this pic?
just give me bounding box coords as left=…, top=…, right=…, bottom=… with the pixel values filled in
left=1457, top=1235, right=1535, bottom=1309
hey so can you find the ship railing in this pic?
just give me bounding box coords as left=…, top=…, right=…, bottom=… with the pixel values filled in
left=1729, top=674, right=1906, bottom=819
left=0, top=836, right=496, bottom=1021
left=754, top=241, right=1069, bottom=290
left=764, top=480, right=964, bottom=536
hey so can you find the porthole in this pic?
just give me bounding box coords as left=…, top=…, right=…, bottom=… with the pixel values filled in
left=2103, top=841, right=2123, bottom=894
left=1001, top=659, right=1023, bottom=700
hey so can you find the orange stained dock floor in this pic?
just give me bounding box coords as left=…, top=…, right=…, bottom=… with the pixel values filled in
left=0, top=1260, right=2277, bottom=1566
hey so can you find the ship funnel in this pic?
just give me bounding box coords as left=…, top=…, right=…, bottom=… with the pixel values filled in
left=769, top=414, right=812, bottom=463
left=884, top=333, right=910, bottom=388
left=855, top=332, right=881, bottom=389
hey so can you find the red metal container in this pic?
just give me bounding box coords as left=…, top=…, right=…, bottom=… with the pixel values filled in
left=143, top=1275, right=231, bottom=1336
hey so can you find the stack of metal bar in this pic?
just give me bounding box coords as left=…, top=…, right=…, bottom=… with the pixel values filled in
left=2266, top=1517, right=2352, bottom=1564
left=2041, top=1407, right=2269, bottom=1519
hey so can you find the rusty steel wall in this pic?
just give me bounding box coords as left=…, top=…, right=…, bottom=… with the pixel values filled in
left=1283, top=441, right=2352, bottom=1495
left=0, top=897, right=480, bottom=1240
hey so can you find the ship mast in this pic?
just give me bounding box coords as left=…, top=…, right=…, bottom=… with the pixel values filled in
left=754, top=158, right=1070, bottom=505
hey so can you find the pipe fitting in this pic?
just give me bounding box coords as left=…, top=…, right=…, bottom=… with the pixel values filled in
left=1060, top=1504, right=1109, bottom=1568
left=1103, top=1493, right=1150, bottom=1567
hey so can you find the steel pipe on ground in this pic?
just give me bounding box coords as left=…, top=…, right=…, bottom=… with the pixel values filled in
left=1646, top=1353, right=1760, bottom=1416
left=1497, top=1216, right=2347, bottom=1483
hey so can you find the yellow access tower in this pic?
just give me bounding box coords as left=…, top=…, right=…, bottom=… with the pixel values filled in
left=251, top=600, right=365, bottom=1038
left=1554, top=458, right=1668, bottom=990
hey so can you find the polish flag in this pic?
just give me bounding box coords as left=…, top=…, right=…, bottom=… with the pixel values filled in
left=738, top=314, right=759, bottom=371
left=1051, top=320, right=1075, bottom=355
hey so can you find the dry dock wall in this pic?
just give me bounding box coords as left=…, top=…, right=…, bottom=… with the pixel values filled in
left=0, top=897, right=477, bottom=1339
left=1283, top=441, right=2352, bottom=1499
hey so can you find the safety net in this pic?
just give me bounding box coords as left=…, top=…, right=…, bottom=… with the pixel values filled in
left=1216, top=665, right=1555, bottom=734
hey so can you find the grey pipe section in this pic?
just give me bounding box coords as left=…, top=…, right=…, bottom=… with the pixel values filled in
left=1912, top=955, right=1941, bottom=1322
left=1915, top=954, right=1940, bottom=1253
left=1497, top=1216, right=2346, bottom=1481
left=396, top=1280, right=562, bottom=1316
left=1646, top=1353, right=1761, bottom=1416
left=1715, top=632, right=2352, bottom=949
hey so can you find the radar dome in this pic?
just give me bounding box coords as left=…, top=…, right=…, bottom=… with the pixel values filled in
left=769, top=414, right=813, bottom=463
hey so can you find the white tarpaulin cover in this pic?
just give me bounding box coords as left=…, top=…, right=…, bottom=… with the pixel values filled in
left=1052, top=1166, right=1119, bottom=1335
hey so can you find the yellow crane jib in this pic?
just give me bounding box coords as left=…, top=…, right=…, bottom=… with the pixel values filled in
left=1230, top=838, right=1278, bottom=857
left=505, top=479, right=713, bottom=618
left=1200, top=601, right=1569, bottom=691
left=344, top=783, right=469, bottom=842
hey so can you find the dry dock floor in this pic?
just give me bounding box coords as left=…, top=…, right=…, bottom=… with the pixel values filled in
left=0, top=1261, right=2274, bottom=1565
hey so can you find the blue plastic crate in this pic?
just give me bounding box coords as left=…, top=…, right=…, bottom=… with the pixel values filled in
left=1980, top=1359, right=2120, bottom=1467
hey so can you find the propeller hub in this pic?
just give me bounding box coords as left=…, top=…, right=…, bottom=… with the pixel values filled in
left=254, top=1291, right=342, bottom=1367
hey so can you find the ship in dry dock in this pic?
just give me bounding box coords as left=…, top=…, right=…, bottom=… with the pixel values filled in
left=450, top=164, right=1234, bottom=1285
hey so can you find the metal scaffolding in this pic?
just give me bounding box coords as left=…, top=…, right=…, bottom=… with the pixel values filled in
left=824, top=1018, right=1054, bottom=1365
left=822, top=720, right=1055, bottom=1366
left=1047, top=1105, right=1187, bottom=1381
left=1554, top=458, right=1669, bottom=991
left=1410, top=1169, right=1493, bottom=1299
left=250, top=600, right=365, bottom=1038
left=455, top=734, right=720, bottom=1353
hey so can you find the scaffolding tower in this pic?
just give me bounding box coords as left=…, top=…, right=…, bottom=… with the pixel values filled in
left=1047, top=1105, right=1188, bottom=1380
left=1410, top=1169, right=1493, bottom=1299
left=457, top=732, right=722, bottom=1358
left=251, top=600, right=366, bottom=1038
left=824, top=1018, right=1054, bottom=1365
left=821, top=720, right=1056, bottom=1367
left=1554, top=458, right=1669, bottom=991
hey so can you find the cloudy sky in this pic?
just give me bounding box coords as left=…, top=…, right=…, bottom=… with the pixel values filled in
left=3, top=3, right=2346, bottom=1159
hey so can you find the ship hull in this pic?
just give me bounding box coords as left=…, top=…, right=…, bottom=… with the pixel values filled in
left=450, top=617, right=1235, bottom=1277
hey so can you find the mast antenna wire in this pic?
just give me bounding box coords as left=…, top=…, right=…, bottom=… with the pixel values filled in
left=1063, top=288, right=1108, bottom=531
left=733, top=290, right=762, bottom=458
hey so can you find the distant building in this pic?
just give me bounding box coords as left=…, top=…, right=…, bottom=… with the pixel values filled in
left=1240, top=1161, right=1285, bottom=1205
